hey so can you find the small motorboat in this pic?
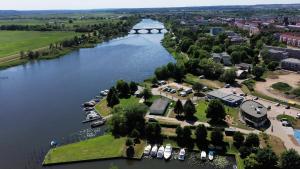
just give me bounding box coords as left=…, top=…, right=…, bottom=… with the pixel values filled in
left=151, top=145, right=158, bottom=157
left=144, top=145, right=152, bottom=156
left=157, top=146, right=165, bottom=159
left=208, top=151, right=214, bottom=161
left=50, top=140, right=58, bottom=147
left=178, top=148, right=185, bottom=161
left=100, top=90, right=108, bottom=96
left=164, top=144, right=172, bottom=160
left=91, top=119, right=106, bottom=128
left=83, top=107, right=94, bottom=111
left=201, top=151, right=207, bottom=160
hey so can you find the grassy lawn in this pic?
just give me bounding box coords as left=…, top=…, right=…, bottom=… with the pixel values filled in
left=184, top=73, right=224, bottom=89
left=43, top=134, right=126, bottom=165
left=0, top=31, right=78, bottom=57
left=95, top=96, right=140, bottom=117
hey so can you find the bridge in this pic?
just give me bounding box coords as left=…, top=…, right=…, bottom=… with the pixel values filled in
left=131, top=28, right=168, bottom=34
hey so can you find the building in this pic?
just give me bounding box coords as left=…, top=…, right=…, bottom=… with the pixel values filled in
left=210, top=27, right=224, bottom=36
left=265, top=46, right=300, bottom=60
left=266, top=48, right=289, bottom=61
left=240, top=100, right=268, bottom=128
left=281, top=58, right=300, bottom=71
left=149, top=98, right=170, bottom=116
left=280, top=33, right=300, bottom=48
left=207, top=89, right=244, bottom=107
left=212, top=52, right=232, bottom=66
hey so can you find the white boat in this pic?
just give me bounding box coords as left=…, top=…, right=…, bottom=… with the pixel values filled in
left=178, top=148, right=186, bottom=161
left=208, top=151, right=214, bottom=161
left=164, top=144, right=172, bottom=160
left=157, top=146, right=165, bottom=158
left=150, top=145, right=158, bottom=157
left=143, top=145, right=152, bottom=156
left=201, top=151, right=207, bottom=160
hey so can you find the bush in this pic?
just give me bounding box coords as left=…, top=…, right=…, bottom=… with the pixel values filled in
left=271, top=82, right=292, bottom=92
left=292, top=88, right=300, bottom=97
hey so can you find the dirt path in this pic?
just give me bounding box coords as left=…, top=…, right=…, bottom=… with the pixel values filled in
left=255, top=72, right=300, bottom=105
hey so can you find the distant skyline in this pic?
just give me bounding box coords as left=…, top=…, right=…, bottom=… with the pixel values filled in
left=1, top=0, right=300, bottom=10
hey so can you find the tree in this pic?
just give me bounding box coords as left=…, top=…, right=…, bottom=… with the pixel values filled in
left=212, top=45, right=223, bottom=53
left=131, top=129, right=140, bottom=143
left=256, top=39, right=264, bottom=49
left=183, top=99, right=196, bottom=119
left=267, top=61, right=279, bottom=71
left=174, top=99, right=184, bottom=117
left=20, top=51, right=25, bottom=59
left=124, top=104, right=147, bottom=135
left=220, top=68, right=236, bottom=84
left=195, top=124, right=208, bottom=148
left=182, top=126, right=193, bottom=148
left=180, top=37, right=194, bottom=53
left=175, top=126, right=184, bottom=146
left=244, top=153, right=259, bottom=169
left=231, top=51, right=242, bottom=64
left=245, top=133, right=260, bottom=147
left=111, top=112, right=127, bottom=136
left=280, top=149, right=300, bottom=169
left=141, top=88, right=152, bottom=102
left=129, top=81, right=138, bottom=94
left=239, top=146, right=252, bottom=158
left=116, top=80, right=130, bottom=97
left=126, top=138, right=133, bottom=147
left=145, top=122, right=161, bottom=143
left=125, top=138, right=134, bottom=157
left=107, top=87, right=119, bottom=107
left=192, top=82, right=203, bottom=94
left=233, top=131, right=244, bottom=148
left=256, top=147, right=278, bottom=169
left=206, top=99, right=226, bottom=123
left=211, top=129, right=224, bottom=146
left=252, top=66, right=265, bottom=80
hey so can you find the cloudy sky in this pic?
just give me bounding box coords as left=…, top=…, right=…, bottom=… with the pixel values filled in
left=1, top=0, right=299, bottom=10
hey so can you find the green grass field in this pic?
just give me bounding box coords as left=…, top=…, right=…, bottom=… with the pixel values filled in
left=43, top=134, right=126, bottom=165
left=0, top=31, right=78, bottom=57
left=95, top=96, right=140, bottom=117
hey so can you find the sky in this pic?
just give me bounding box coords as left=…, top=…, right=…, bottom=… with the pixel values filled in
left=1, top=0, right=300, bottom=10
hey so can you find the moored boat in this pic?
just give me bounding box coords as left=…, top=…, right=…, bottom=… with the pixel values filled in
left=91, top=119, right=106, bottom=128
left=143, top=145, right=152, bottom=156
left=150, top=145, right=158, bottom=157
left=157, top=145, right=165, bottom=158
left=208, top=151, right=214, bottom=161
left=201, top=151, right=206, bottom=160
left=164, top=144, right=172, bottom=160
left=178, top=148, right=185, bottom=161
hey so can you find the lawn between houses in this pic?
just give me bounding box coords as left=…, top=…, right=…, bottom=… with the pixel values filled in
left=43, top=134, right=146, bottom=165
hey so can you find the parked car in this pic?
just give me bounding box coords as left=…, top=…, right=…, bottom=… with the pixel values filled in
left=282, top=120, right=290, bottom=127
left=285, top=105, right=290, bottom=109
left=184, top=88, right=193, bottom=94
left=275, top=103, right=280, bottom=106
left=224, top=84, right=230, bottom=88
left=179, top=91, right=187, bottom=97
left=253, top=97, right=259, bottom=100
left=297, top=113, right=300, bottom=119
left=267, top=106, right=271, bottom=110
left=170, top=89, right=176, bottom=94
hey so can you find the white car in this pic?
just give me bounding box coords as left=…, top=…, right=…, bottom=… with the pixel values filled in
left=164, top=144, right=172, bottom=160
left=208, top=151, right=214, bottom=161
left=178, top=148, right=185, bottom=161
left=157, top=146, right=165, bottom=159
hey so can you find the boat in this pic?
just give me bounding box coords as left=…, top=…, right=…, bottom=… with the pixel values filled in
left=50, top=140, right=57, bottom=147
left=100, top=90, right=108, bottom=96
left=150, top=145, right=158, bottom=157
left=164, top=144, right=172, bottom=160
left=208, top=151, right=214, bottom=161
left=91, top=119, right=106, bottom=128
left=178, top=148, right=185, bottom=161
left=143, top=145, right=152, bottom=156
left=156, top=146, right=165, bottom=158
left=83, top=107, right=94, bottom=111
left=201, top=151, right=207, bottom=160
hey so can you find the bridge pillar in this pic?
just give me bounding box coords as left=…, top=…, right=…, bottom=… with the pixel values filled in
left=146, top=29, right=152, bottom=34
left=133, top=29, right=140, bottom=34
left=157, top=29, right=162, bottom=34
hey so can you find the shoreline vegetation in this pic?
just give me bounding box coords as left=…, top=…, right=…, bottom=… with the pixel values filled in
left=0, top=16, right=140, bottom=70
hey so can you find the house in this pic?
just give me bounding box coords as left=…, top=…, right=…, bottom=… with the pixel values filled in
left=236, top=70, right=248, bottom=79
left=207, top=89, right=244, bottom=107
left=280, top=33, right=300, bottom=48
left=240, top=100, right=268, bottom=128
left=212, top=52, right=232, bottom=66
left=149, top=98, right=170, bottom=116
left=265, top=46, right=300, bottom=60
left=281, top=58, right=300, bottom=71
left=266, top=48, right=289, bottom=61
